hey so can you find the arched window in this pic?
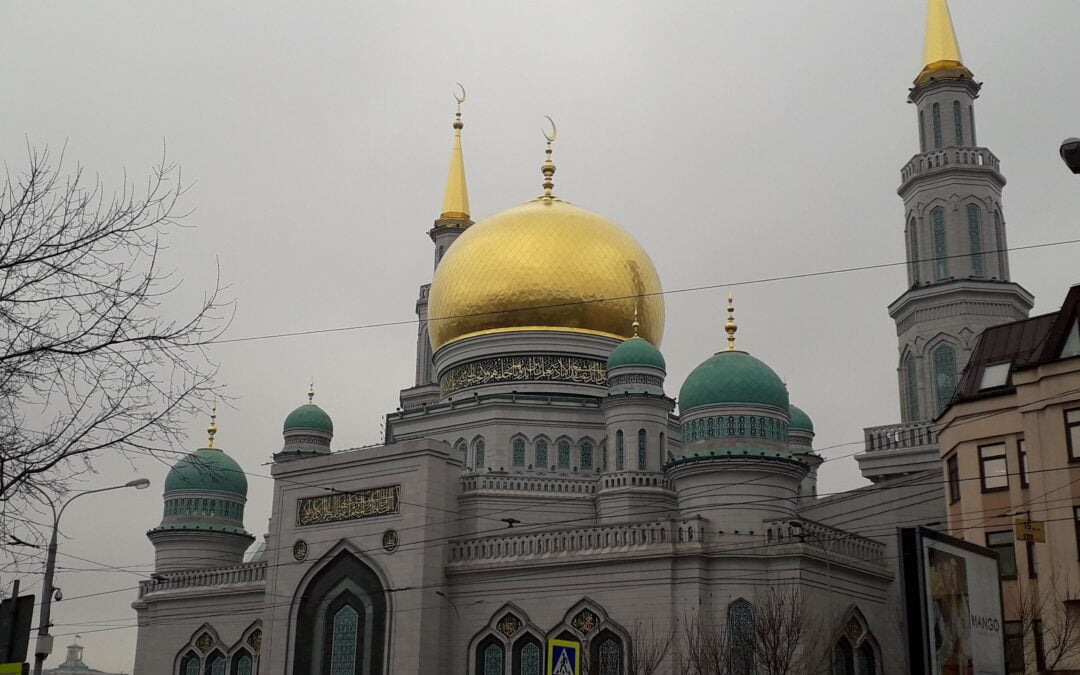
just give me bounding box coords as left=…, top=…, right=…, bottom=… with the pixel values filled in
left=969, top=105, right=977, bottom=145
left=658, top=432, right=665, bottom=468
left=475, top=635, right=505, bottom=675
left=904, top=355, right=920, bottom=421
left=230, top=650, right=253, bottom=675
left=615, top=431, right=624, bottom=471
left=909, top=217, right=920, bottom=284
left=994, top=211, right=1006, bottom=277
left=728, top=600, right=755, bottom=675
left=637, top=429, right=647, bottom=471
left=590, top=629, right=624, bottom=675
left=513, top=634, right=543, bottom=675
left=856, top=642, right=877, bottom=675
left=205, top=651, right=226, bottom=675
left=456, top=440, right=468, bottom=466
left=602, top=444, right=609, bottom=471
left=933, top=344, right=958, bottom=416
left=932, top=207, right=948, bottom=280
left=535, top=438, right=548, bottom=469
left=918, top=110, right=926, bottom=153
left=953, top=100, right=963, bottom=145
left=557, top=440, right=571, bottom=470
left=932, top=102, right=943, bottom=149
left=512, top=438, right=526, bottom=467
left=181, top=653, right=200, bottom=675
left=474, top=438, right=486, bottom=469
left=832, top=637, right=855, bottom=675
left=292, top=550, right=388, bottom=675
left=580, top=441, right=594, bottom=471
left=967, top=204, right=983, bottom=277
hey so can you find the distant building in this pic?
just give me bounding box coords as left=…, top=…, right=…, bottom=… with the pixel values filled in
left=938, top=284, right=1080, bottom=673
left=44, top=641, right=126, bottom=675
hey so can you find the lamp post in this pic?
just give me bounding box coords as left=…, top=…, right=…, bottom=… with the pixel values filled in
left=31, top=478, right=151, bottom=675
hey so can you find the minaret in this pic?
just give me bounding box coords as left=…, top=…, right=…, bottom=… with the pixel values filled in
left=890, top=0, right=1032, bottom=421
left=412, top=86, right=473, bottom=390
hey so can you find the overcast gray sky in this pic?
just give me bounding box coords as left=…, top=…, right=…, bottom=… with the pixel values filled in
left=3, top=1, right=1080, bottom=671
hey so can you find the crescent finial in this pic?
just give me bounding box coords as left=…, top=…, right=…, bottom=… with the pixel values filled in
left=542, top=115, right=558, bottom=143
left=453, top=82, right=466, bottom=105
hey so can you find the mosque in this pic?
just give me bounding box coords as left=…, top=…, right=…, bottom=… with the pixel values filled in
left=131, top=1, right=1031, bottom=673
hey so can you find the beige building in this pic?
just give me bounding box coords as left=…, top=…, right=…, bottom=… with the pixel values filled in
left=938, top=284, right=1080, bottom=674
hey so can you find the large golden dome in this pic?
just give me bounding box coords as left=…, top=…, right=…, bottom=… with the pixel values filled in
left=428, top=198, right=664, bottom=350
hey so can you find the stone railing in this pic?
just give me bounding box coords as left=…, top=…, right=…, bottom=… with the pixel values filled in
left=461, top=474, right=597, bottom=496
left=138, top=561, right=267, bottom=598
left=447, top=517, right=707, bottom=565
left=598, top=472, right=673, bottom=491
left=863, top=420, right=937, bottom=453
left=900, top=146, right=1000, bottom=184
left=765, top=518, right=885, bottom=565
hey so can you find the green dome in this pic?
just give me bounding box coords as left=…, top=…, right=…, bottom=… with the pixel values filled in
left=607, top=336, right=666, bottom=370
left=284, top=403, right=333, bottom=434
left=679, top=350, right=789, bottom=413
left=789, top=404, right=814, bottom=433
left=164, top=447, right=248, bottom=496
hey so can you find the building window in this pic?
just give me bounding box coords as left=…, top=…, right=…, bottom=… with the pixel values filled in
left=932, top=207, right=948, bottom=280
left=1074, top=506, right=1080, bottom=560
left=978, top=443, right=1008, bottom=491
left=580, top=441, right=594, bottom=471
left=230, top=651, right=253, bottom=675
left=1018, top=438, right=1028, bottom=487
left=557, top=440, right=571, bottom=470
left=953, top=100, right=963, bottom=145
left=857, top=643, right=877, bottom=675
left=909, top=218, right=920, bottom=284
left=946, top=454, right=960, bottom=503
left=590, top=629, right=624, bottom=675
left=1061, top=320, right=1080, bottom=359
left=1067, top=408, right=1080, bottom=461
left=1004, top=621, right=1024, bottom=673
left=615, top=431, right=624, bottom=471
left=1026, top=540, right=1037, bottom=579
left=182, top=654, right=200, bottom=675
left=512, top=438, right=526, bottom=467
left=979, top=361, right=1011, bottom=390
left=206, top=653, right=226, bottom=675
left=659, top=432, right=665, bottom=468
left=728, top=599, right=755, bottom=675
left=514, top=635, right=543, bottom=675
left=932, top=102, right=943, bottom=149
left=832, top=637, right=854, bottom=675
left=986, top=531, right=1017, bottom=579
left=967, top=204, right=984, bottom=277
left=534, top=438, right=548, bottom=469
left=474, top=438, right=486, bottom=469
left=905, top=355, right=919, bottom=420
left=919, top=111, right=926, bottom=153
left=933, top=344, right=957, bottom=416
left=969, top=105, right=977, bottom=145
left=993, top=211, right=1006, bottom=276
left=638, top=429, right=647, bottom=471
left=476, top=636, right=505, bottom=675
left=330, top=605, right=359, bottom=674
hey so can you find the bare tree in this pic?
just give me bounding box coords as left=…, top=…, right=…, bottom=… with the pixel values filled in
left=752, top=586, right=828, bottom=675
left=681, top=608, right=731, bottom=675
left=626, top=619, right=674, bottom=675
left=1010, top=572, right=1080, bottom=672
left=0, top=146, right=228, bottom=527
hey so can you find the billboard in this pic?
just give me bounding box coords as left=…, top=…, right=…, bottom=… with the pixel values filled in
left=899, top=527, right=1005, bottom=675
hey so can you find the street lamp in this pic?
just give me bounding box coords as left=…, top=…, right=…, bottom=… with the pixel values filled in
left=30, top=478, right=151, bottom=675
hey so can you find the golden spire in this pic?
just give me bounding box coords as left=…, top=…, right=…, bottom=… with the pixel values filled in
left=725, top=292, right=738, bottom=351
left=308, top=381, right=315, bottom=405
left=541, top=116, right=557, bottom=199
left=439, top=83, right=470, bottom=221
left=632, top=305, right=640, bottom=338
left=206, top=402, right=218, bottom=449
left=916, top=0, right=972, bottom=85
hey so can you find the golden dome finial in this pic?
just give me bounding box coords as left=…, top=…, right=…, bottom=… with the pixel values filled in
left=308, top=380, right=315, bottom=405
left=541, top=116, right=557, bottom=199
left=440, top=83, right=470, bottom=221
left=916, top=0, right=972, bottom=85
left=632, top=305, right=641, bottom=337
left=725, top=291, right=738, bottom=351
left=207, top=402, right=218, bottom=449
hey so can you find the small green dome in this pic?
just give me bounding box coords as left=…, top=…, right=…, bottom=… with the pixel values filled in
left=607, top=336, right=666, bottom=370
left=284, top=403, right=333, bottom=434
left=679, top=350, right=789, bottom=413
left=789, top=404, right=814, bottom=433
left=164, top=447, right=248, bottom=496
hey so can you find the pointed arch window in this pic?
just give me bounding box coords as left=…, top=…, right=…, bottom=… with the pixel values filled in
left=919, top=111, right=926, bottom=153
left=905, top=355, right=920, bottom=421
left=967, top=204, right=984, bottom=277
left=513, top=634, right=543, bottom=675
left=230, top=651, right=253, bottom=675
left=580, top=441, right=594, bottom=471
left=456, top=440, right=468, bottom=466
left=932, top=102, right=943, bottom=149
left=330, top=604, right=359, bottom=674
left=932, top=207, right=948, bottom=280
left=474, top=438, right=486, bottom=469
left=953, top=100, right=964, bottom=145
left=994, top=211, right=1006, bottom=277
left=590, top=629, right=624, bottom=675
left=557, top=440, right=571, bottom=470
left=969, top=105, right=977, bottom=145
left=475, top=636, right=505, bottom=675
left=933, top=344, right=958, bottom=416
left=637, top=429, right=647, bottom=471
left=659, top=432, right=665, bottom=468
left=728, top=599, right=755, bottom=675
left=909, top=217, right=920, bottom=284
left=832, top=637, right=855, bottom=675
left=181, top=654, right=200, bottom=675
left=535, top=439, right=548, bottom=469
left=512, top=438, right=526, bottom=467
left=615, top=431, right=625, bottom=471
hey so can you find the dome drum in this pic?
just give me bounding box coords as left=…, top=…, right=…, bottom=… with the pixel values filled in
left=680, top=406, right=791, bottom=455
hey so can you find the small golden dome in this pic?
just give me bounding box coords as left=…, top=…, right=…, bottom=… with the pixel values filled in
left=428, top=198, right=664, bottom=350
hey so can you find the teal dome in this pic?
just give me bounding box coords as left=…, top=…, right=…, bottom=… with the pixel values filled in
left=607, top=336, right=666, bottom=370
left=164, top=447, right=248, bottom=496
left=789, top=404, right=814, bottom=433
left=679, top=350, right=789, bottom=413
left=284, top=404, right=333, bottom=434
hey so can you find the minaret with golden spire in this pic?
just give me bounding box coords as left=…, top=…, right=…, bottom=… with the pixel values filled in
left=439, top=84, right=470, bottom=222
left=915, top=0, right=972, bottom=86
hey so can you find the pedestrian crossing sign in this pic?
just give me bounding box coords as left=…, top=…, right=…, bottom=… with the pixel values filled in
left=547, top=638, right=581, bottom=675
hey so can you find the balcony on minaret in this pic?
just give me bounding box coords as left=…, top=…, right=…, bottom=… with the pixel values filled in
left=900, top=146, right=1001, bottom=187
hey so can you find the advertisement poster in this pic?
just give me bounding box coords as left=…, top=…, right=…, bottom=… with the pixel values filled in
left=922, top=536, right=1004, bottom=675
